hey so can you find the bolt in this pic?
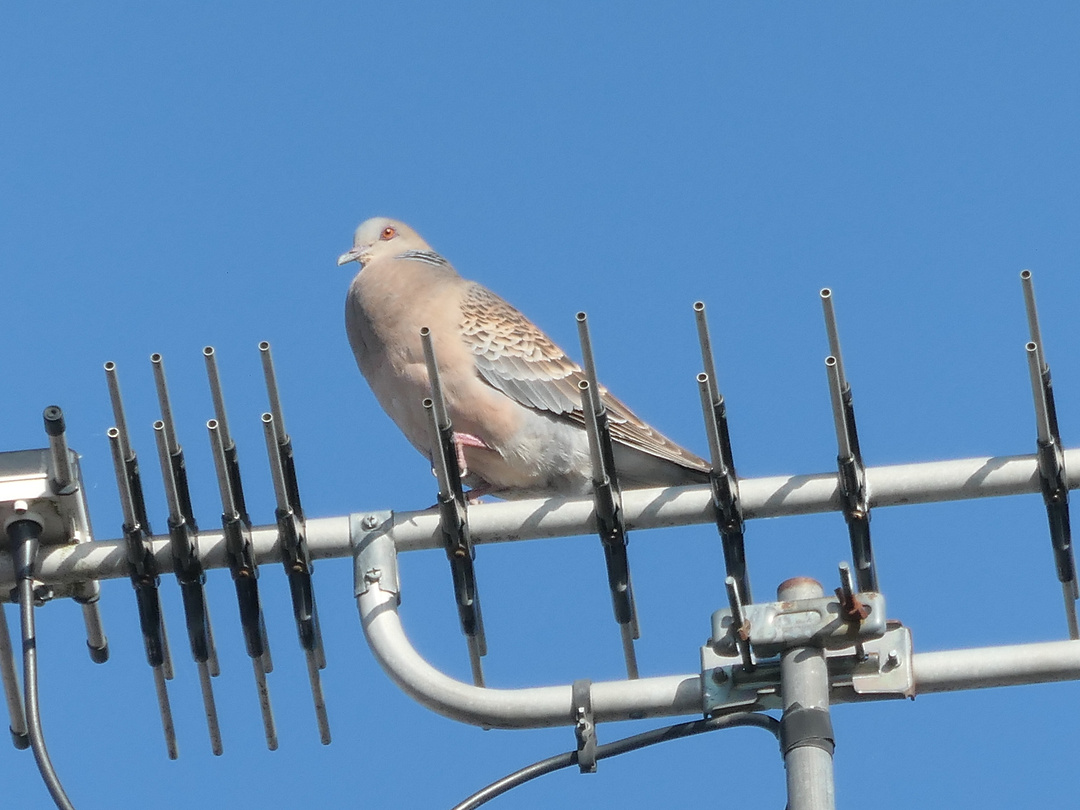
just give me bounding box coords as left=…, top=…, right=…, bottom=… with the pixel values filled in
left=362, top=514, right=379, bottom=530
left=711, top=667, right=729, bottom=684
left=364, top=567, right=382, bottom=584
left=886, top=649, right=900, bottom=668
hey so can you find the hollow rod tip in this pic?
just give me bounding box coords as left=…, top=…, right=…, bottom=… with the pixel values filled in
left=820, top=287, right=832, bottom=299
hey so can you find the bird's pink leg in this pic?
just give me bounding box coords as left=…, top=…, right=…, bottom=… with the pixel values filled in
left=453, top=431, right=489, bottom=478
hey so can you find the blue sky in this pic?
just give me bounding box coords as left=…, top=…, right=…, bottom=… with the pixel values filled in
left=3, top=3, right=1080, bottom=807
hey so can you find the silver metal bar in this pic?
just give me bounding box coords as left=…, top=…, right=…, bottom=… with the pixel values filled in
left=150, top=354, right=180, bottom=455
left=725, top=575, right=753, bottom=670
left=258, top=341, right=288, bottom=443
left=204, top=601, right=220, bottom=678
left=79, top=603, right=108, bottom=659
left=107, top=428, right=139, bottom=529
left=153, top=422, right=183, bottom=520
left=208, top=421, right=237, bottom=518
left=203, top=347, right=232, bottom=447
left=262, top=414, right=290, bottom=512
left=15, top=449, right=1080, bottom=589
left=252, top=658, right=277, bottom=751
left=825, top=357, right=852, bottom=461
left=161, top=623, right=174, bottom=681
left=152, top=665, right=177, bottom=760
left=697, top=373, right=726, bottom=477
left=356, top=532, right=1080, bottom=729
left=1064, top=585, right=1079, bottom=641
left=42, top=407, right=74, bottom=490
left=578, top=381, right=608, bottom=485
left=196, top=661, right=223, bottom=755
left=0, top=606, right=27, bottom=746
left=820, top=288, right=847, bottom=393
left=104, top=362, right=133, bottom=462
left=424, top=400, right=455, bottom=501
left=693, top=301, right=721, bottom=407
left=619, top=624, right=639, bottom=680
left=1026, top=343, right=1053, bottom=447
left=419, top=328, right=451, bottom=431
left=779, top=577, right=835, bottom=810
left=467, top=635, right=486, bottom=688
left=305, top=652, right=331, bottom=745
left=913, top=638, right=1080, bottom=693
left=1020, top=270, right=1046, bottom=372
left=575, top=312, right=602, bottom=415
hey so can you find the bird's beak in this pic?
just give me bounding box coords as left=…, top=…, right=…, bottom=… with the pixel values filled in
left=337, top=246, right=365, bottom=266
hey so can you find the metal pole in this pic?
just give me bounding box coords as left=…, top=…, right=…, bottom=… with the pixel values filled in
left=779, top=577, right=835, bottom=810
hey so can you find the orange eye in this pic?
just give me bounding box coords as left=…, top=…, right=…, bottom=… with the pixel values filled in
left=381, top=226, right=397, bottom=240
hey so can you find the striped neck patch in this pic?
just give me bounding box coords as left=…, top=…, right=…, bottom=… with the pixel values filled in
left=395, top=250, right=451, bottom=268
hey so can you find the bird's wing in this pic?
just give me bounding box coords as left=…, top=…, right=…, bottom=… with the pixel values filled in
left=460, top=283, right=711, bottom=472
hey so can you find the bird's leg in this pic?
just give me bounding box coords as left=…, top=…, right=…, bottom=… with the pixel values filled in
left=453, top=432, right=489, bottom=479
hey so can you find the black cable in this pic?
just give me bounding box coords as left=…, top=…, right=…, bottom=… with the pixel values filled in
left=11, top=519, right=77, bottom=810
left=450, top=712, right=781, bottom=810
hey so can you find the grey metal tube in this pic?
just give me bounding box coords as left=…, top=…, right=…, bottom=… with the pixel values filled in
left=6, top=448, right=1080, bottom=590
left=357, top=584, right=700, bottom=729
left=779, top=578, right=835, bottom=810
left=359, top=568, right=1080, bottom=730
left=913, top=639, right=1080, bottom=693
left=0, top=606, right=27, bottom=745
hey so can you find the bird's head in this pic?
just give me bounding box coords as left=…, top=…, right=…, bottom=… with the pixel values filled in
left=337, top=217, right=426, bottom=268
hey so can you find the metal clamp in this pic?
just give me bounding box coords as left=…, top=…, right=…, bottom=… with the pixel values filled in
left=572, top=679, right=597, bottom=773
left=701, top=624, right=914, bottom=715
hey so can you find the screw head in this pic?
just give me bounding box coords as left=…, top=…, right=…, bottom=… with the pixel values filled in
left=362, top=514, right=379, bottom=529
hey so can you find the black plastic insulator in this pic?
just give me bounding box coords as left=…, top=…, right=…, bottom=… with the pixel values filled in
left=277, top=508, right=324, bottom=663
left=42, top=406, right=65, bottom=436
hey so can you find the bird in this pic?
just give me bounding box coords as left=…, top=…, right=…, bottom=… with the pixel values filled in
left=338, top=216, right=711, bottom=499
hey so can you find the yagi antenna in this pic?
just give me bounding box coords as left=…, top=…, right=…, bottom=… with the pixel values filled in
left=5, top=275, right=1080, bottom=810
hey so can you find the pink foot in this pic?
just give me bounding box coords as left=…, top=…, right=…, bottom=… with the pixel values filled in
left=453, top=432, right=490, bottom=479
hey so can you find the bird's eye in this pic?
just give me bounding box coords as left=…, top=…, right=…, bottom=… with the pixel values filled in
left=381, top=226, right=397, bottom=240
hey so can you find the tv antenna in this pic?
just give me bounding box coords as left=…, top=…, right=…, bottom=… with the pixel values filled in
left=1, top=271, right=1077, bottom=809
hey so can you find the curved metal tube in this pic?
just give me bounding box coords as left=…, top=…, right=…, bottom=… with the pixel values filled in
left=358, top=580, right=701, bottom=729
